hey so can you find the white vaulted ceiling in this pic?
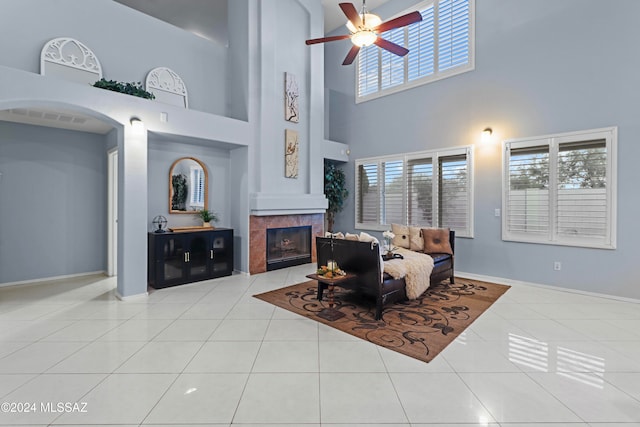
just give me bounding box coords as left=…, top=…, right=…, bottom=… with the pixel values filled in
left=113, top=0, right=393, bottom=44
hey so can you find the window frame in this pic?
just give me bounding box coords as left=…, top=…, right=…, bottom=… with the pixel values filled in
left=355, top=145, right=474, bottom=237
left=502, top=127, right=617, bottom=249
left=356, top=0, right=475, bottom=103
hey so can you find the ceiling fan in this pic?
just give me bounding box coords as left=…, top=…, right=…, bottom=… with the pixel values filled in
left=306, top=1, right=423, bottom=65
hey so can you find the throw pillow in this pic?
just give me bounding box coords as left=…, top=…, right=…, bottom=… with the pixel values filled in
left=422, top=228, right=453, bottom=254
left=409, top=226, right=424, bottom=251
left=358, top=231, right=379, bottom=244
left=324, top=232, right=344, bottom=239
left=391, top=223, right=410, bottom=249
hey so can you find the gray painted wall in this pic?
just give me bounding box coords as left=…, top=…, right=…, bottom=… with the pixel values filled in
left=253, top=0, right=312, bottom=195
left=0, top=121, right=107, bottom=283
left=0, top=0, right=228, bottom=116
left=325, top=0, right=640, bottom=299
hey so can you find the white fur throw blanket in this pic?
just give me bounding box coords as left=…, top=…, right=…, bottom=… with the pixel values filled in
left=383, top=248, right=434, bottom=300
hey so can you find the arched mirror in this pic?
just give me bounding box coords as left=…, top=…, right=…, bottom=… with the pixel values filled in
left=169, top=157, right=208, bottom=214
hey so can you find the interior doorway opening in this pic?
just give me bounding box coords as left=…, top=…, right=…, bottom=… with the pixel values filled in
left=107, top=149, right=118, bottom=276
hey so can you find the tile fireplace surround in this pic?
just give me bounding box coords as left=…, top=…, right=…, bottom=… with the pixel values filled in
left=249, top=214, right=324, bottom=274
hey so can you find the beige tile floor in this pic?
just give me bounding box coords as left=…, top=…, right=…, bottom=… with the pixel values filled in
left=0, top=264, right=639, bottom=426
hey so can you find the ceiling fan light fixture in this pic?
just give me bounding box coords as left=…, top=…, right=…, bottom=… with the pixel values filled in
left=306, top=2, right=423, bottom=66
left=346, top=12, right=382, bottom=32
left=351, top=30, right=377, bottom=47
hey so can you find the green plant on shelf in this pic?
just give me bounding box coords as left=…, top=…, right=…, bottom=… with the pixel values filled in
left=198, top=209, right=218, bottom=224
left=92, top=78, right=156, bottom=99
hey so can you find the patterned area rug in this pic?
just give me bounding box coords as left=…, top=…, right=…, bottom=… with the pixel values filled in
left=254, top=278, right=510, bottom=363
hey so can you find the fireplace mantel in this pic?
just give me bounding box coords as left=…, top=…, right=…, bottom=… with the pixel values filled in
left=250, top=193, right=327, bottom=216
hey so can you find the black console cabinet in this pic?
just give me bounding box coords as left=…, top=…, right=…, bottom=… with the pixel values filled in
left=148, top=228, right=234, bottom=289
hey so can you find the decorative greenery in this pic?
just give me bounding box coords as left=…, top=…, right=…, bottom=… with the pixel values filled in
left=198, top=209, right=218, bottom=223
left=324, top=161, right=349, bottom=232
left=92, top=78, right=155, bottom=99
left=171, top=174, right=188, bottom=211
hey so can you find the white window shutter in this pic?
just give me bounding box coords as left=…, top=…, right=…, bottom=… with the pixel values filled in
left=407, top=157, right=434, bottom=226
left=357, top=162, right=380, bottom=225
left=556, top=140, right=607, bottom=239
left=507, top=146, right=550, bottom=236
left=503, top=127, right=616, bottom=249
left=380, top=28, right=406, bottom=90
left=355, top=147, right=472, bottom=235
left=438, top=154, right=469, bottom=234
left=356, top=0, right=473, bottom=101
left=438, top=0, right=470, bottom=71
left=408, top=6, right=435, bottom=81
left=190, top=167, right=205, bottom=207
left=358, top=45, right=379, bottom=97
left=382, top=160, right=404, bottom=225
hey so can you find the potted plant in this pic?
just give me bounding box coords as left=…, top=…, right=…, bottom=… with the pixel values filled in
left=198, top=209, right=218, bottom=227
left=324, top=161, right=349, bottom=232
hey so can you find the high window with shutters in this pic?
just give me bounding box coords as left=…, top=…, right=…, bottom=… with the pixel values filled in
left=357, top=0, right=474, bottom=102
left=503, top=127, right=617, bottom=249
left=356, top=146, right=473, bottom=237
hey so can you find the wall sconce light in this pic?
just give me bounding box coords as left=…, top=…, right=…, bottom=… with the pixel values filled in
left=130, top=117, right=145, bottom=135
left=481, top=127, right=493, bottom=143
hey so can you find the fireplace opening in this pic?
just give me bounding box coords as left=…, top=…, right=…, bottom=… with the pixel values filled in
left=266, top=225, right=312, bottom=271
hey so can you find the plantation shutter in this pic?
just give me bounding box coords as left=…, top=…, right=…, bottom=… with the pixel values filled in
left=357, top=0, right=473, bottom=101
left=380, top=27, right=406, bottom=90
left=407, top=157, right=434, bottom=226
left=358, top=45, right=379, bottom=97
left=438, top=154, right=468, bottom=233
left=557, top=140, right=607, bottom=239
left=382, top=160, right=404, bottom=225
left=357, top=162, right=380, bottom=225
left=408, top=6, right=435, bottom=81
left=190, top=167, right=204, bottom=207
left=507, top=145, right=550, bottom=235
left=438, top=0, right=470, bottom=71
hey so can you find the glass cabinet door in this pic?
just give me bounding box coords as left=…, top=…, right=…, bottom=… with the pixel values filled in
left=162, top=237, right=186, bottom=282
left=210, top=232, right=232, bottom=274
left=188, top=235, right=209, bottom=279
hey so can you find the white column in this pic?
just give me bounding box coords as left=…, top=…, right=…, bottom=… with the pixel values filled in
left=116, top=119, right=149, bottom=299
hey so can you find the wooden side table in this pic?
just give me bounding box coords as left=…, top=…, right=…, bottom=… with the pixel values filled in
left=306, top=272, right=355, bottom=321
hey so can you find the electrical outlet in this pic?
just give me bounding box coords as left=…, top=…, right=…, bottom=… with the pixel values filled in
left=554, top=261, right=562, bottom=271
left=494, top=208, right=501, bottom=217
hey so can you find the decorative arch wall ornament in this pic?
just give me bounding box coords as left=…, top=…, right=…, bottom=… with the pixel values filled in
left=40, top=37, right=102, bottom=83
left=145, top=67, right=189, bottom=108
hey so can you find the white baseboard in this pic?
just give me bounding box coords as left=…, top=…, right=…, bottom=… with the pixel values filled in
left=233, top=269, right=250, bottom=276
left=115, top=290, right=149, bottom=301
left=456, top=271, right=640, bottom=304
left=0, top=271, right=107, bottom=289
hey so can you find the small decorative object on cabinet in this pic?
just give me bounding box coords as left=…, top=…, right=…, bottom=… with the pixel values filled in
left=151, top=215, right=168, bottom=233
left=148, top=228, right=233, bottom=289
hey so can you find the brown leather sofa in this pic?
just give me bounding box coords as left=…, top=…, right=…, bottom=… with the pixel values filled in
left=315, top=230, right=455, bottom=320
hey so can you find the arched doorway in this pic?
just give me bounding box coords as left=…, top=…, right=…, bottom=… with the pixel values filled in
left=0, top=101, right=121, bottom=286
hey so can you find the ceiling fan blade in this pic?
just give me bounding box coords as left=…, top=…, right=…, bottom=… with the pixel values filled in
left=374, top=37, right=410, bottom=57
left=305, top=34, right=351, bottom=45
left=342, top=45, right=361, bottom=65
left=339, top=2, right=362, bottom=29
left=375, top=11, right=422, bottom=33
